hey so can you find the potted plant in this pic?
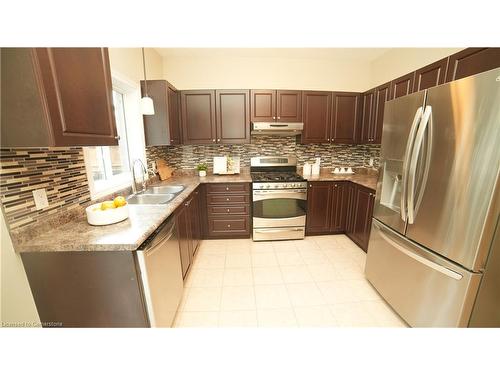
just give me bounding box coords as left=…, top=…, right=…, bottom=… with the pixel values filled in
left=196, top=163, right=208, bottom=177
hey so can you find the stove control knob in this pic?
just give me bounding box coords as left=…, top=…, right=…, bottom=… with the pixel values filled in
left=266, top=184, right=271, bottom=189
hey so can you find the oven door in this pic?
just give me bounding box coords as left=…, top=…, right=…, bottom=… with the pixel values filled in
left=253, top=189, right=307, bottom=227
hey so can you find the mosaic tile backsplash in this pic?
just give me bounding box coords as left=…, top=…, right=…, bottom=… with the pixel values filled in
left=147, top=136, right=380, bottom=170
left=0, top=147, right=91, bottom=230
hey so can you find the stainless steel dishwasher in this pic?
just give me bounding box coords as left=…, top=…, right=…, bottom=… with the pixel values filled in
left=136, top=216, right=183, bottom=327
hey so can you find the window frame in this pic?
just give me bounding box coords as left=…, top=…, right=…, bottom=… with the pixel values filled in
left=84, top=72, right=146, bottom=200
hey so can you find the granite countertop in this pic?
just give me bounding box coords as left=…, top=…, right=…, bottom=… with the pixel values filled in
left=300, top=169, right=378, bottom=190
left=14, top=173, right=252, bottom=253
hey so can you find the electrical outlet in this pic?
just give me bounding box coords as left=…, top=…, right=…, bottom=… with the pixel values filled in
left=32, top=188, right=49, bottom=210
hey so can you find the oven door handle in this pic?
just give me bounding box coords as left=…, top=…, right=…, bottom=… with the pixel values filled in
left=252, top=192, right=306, bottom=202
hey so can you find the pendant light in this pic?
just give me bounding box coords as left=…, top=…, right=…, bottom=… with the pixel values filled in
left=140, top=47, right=155, bottom=115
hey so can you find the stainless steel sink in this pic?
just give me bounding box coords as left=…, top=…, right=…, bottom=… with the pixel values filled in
left=127, top=193, right=175, bottom=205
left=144, top=185, right=185, bottom=195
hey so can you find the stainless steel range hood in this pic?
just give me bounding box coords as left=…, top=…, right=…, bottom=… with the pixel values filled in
left=251, top=122, right=303, bottom=136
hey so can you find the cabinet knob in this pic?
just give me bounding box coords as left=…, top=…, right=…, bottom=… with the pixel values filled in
left=217, top=139, right=221, bottom=142
left=227, top=224, right=231, bottom=228
left=227, top=209, right=230, bottom=212
left=226, top=198, right=230, bottom=201
left=334, top=184, right=338, bottom=187
left=309, top=184, right=312, bottom=187
left=332, top=138, right=335, bottom=142
left=226, top=187, right=229, bottom=190
left=277, top=116, right=281, bottom=120
left=272, top=116, right=276, bottom=120
left=114, top=136, right=120, bottom=140
left=212, top=139, right=216, bottom=142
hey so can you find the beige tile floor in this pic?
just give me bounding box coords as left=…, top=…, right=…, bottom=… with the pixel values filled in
left=173, top=235, right=408, bottom=328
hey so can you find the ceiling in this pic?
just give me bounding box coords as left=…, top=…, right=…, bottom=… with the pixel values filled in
left=155, top=48, right=390, bottom=62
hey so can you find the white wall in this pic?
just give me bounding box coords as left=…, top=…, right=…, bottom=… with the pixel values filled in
left=1, top=210, right=40, bottom=326
left=108, top=48, right=164, bottom=167
left=162, top=55, right=372, bottom=92
left=159, top=48, right=465, bottom=92
left=370, top=48, right=463, bottom=88
left=108, top=48, right=164, bottom=82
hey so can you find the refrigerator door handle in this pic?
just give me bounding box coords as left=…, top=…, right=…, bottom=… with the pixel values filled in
left=376, top=223, right=463, bottom=280
left=408, top=105, right=432, bottom=224
left=401, top=106, right=424, bottom=221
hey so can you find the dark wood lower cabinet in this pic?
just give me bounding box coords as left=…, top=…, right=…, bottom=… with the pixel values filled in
left=345, top=184, right=375, bottom=252
left=306, top=181, right=375, bottom=252
left=205, top=183, right=251, bottom=239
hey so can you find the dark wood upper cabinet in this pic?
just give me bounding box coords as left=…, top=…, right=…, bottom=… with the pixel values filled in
left=300, top=91, right=332, bottom=144
left=331, top=92, right=360, bottom=144
left=1, top=48, right=118, bottom=147
left=360, top=90, right=375, bottom=144
left=390, top=72, right=415, bottom=100
left=446, top=48, right=500, bottom=82
left=141, top=80, right=181, bottom=146
left=215, top=90, right=250, bottom=144
left=306, top=182, right=333, bottom=234
left=250, top=89, right=302, bottom=122
left=413, top=58, right=448, bottom=92
left=250, top=90, right=276, bottom=122
left=276, top=90, right=302, bottom=122
left=181, top=90, right=217, bottom=144
left=372, top=83, right=391, bottom=144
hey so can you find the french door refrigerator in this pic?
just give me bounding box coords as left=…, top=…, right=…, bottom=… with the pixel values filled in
left=365, top=67, right=500, bottom=327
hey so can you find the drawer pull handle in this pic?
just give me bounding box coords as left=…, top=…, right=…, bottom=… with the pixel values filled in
left=227, top=209, right=230, bottom=212
left=226, top=198, right=230, bottom=201
left=227, top=224, right=231, bottom=228
left=226, top=187, right=229, bottom=191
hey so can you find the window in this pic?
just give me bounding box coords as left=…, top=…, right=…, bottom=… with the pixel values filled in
left=84, top=74, right=146, bottom=199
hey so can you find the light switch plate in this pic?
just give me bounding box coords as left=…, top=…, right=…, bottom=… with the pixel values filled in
left=32, top=188, right=49, bottom=210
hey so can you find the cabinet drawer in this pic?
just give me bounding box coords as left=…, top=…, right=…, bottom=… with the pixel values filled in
left=206, top=183, right=249, bottom=194
left=206, top=194, right=250, bottom=205
left=207, top=205, right=250, bottom=216
left=207, top=216, right=250, bottom=236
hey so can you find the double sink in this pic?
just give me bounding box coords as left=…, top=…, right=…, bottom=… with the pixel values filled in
left=127, top=185, right=185, bottom=205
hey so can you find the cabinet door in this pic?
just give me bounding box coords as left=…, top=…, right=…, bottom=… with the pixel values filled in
left=176, top=205, right=192, bottom=278
left=250, top=90, right=276, bottom=122
left=390, top=72, right=415, bottom=100
left=215, top=90, right=250, bottom=144
left=372, top=83, right=391, bottom=144
left=276, top=90, right=302, bottom=122
left=414, top=58, right=448, bottom=92
left=141, top=80, right=181, bottom=146
left=188, top=190, right=202, bottom=256
left=300, top=91, right=331, bottom=144
left=445, top=48, right=500, bottom=82
left=345, top=182, right=356, bottom=235
left=181, top=90, right=216, bottom=144
left=331, top=92, right=360, bottom=144
left=350, top=186, right=375, bottom=252
left=305, top=182, right=333, bottom=234
left=34, top=48, right=118, bottom=146
left=329, top=182, right=347, bottom=233
left=360, top=90, right=375, bottom=143
left=167, top=83, right=182, bottom=144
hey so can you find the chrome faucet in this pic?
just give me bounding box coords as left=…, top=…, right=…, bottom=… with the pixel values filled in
left=132, top=159, right=148, bottom=194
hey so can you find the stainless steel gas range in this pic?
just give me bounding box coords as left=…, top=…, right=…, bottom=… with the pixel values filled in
left=250, top=156, right=307, bottom=241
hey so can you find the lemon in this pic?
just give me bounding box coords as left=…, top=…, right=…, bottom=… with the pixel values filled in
left=113, top=196, right=127, bottom=208
left=100, top=201, right=116, bottom=210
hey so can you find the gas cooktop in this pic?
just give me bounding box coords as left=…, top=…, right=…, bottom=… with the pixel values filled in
left=250, top=172, right=306, bottom=183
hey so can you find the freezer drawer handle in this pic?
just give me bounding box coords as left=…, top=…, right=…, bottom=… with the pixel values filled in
left=377, top=225, right=463, bottom=280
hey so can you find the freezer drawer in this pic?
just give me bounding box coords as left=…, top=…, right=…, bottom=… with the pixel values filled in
left=365, top=219, right=481, bottom=327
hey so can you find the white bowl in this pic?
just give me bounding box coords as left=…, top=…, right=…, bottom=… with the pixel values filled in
left=86, top=202, right=129, bottom=226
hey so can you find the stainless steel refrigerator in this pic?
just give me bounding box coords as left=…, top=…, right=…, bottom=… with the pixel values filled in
left=365, top=67, right=500, bottom=327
